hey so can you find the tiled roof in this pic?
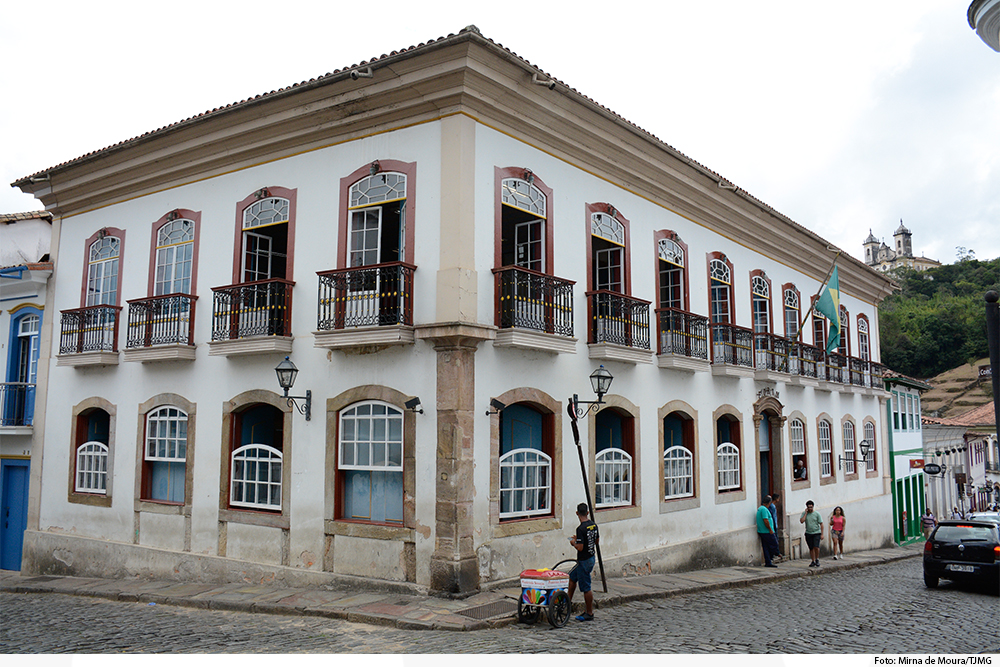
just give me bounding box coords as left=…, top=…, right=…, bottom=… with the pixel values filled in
left=922, top=401, right=996, bottom=427
left=882, top=368, right=933, bottom=391
left=1, top=210, right=53, bottom=223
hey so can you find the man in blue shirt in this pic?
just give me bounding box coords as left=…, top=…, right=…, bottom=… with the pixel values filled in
left=756, top=495, right=779, bottom=568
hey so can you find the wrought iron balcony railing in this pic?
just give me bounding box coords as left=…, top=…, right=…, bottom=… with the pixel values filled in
left=656, top=307, right=708, bottom=359
left=211, top=279, right=294, bottom=341
left=126, top=293, right=198, bottom=348
left=753, top=331, right=793, bottom=373
left=493, top=266, right=574, bottom=337
left=826, top=351, right=849, bottom=384
left=790, top=340, right=824, bottom=379
left=317, top=262, right=415, bottom=330
left=60, top=305, right=122, bottom=354
left=710, top=322, right=754, bottom=367
left=587, top=290, right=651, bottom=350
left=0, top=382, right=35, bottom=427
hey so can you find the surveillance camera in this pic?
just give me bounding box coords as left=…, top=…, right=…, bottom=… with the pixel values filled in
left=547, top=81, right=556, bottom=91
left=350, top=70, right=360, bottom=80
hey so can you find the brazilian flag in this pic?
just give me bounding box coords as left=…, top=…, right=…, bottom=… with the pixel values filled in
left=815, top=266, right=840, bottom=353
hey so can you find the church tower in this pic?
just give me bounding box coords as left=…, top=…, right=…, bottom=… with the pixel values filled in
left=893, top=219, right=912, bottom=258
left=863, top=229, right=880, bottom=265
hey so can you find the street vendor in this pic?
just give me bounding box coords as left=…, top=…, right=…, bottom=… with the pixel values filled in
left=567, top=502, right=599, bottom=622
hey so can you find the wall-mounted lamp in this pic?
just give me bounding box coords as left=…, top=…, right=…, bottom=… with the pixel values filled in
left=935, top=451, right=942, bottom=457
left=274, top=357, right=311, bottom=420
left=405, top=397, right=424, bottom=414
left=838, top=440, right=872, bottom=471
left=569, top=365, right=614, bottom=419
left=606, top=204, right=617, bottom=217
left=370, top=160, right=381, bottom=176
left=523, top=168, right=534, bottom=184
left=98, top=228, right=108, bottom=240
left=166, top=210, right=180, bottom=222
left=486, top=398, right=506, bottom=416
left=255, top=188, right=271, bottom=200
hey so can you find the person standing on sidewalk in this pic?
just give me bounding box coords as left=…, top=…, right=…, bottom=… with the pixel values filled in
left=567, top=502, right=599, bottom=622
left=800, top=500, right=824, bottom=567
left=921, top=509, right=936, bottom=539
left=829, top=506, right=846, bottom=559
left=757, top=495, right=779, bottom=568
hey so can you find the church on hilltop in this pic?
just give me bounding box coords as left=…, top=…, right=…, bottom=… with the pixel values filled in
left=863, top=221, right=941, bottom=273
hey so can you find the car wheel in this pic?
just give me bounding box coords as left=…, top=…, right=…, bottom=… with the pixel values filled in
left=923, top=572, right=939, bottom=588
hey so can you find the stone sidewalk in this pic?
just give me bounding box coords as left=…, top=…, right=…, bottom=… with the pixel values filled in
left=0, top=542, right=923, bottom=631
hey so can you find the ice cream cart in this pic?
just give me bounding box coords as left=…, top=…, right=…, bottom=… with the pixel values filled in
left=517, top=561, right=574, bottom=628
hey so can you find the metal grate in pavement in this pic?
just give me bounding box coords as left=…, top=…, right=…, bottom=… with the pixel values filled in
left=23, top=576, right=61, bottom=583
left=456, top=599, right=518, bottom=620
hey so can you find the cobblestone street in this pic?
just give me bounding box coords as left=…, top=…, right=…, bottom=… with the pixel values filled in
left=2, top=558, right=997, bottom=653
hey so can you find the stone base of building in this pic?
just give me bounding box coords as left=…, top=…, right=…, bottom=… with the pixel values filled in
left=20, top=530, right=426, bottom=595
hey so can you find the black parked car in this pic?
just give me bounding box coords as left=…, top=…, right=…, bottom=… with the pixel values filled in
left=923, top=520, right=1000, bottom=590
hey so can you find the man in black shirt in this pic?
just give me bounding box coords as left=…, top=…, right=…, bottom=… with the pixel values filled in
left=567, top=502, right=599, bottom=621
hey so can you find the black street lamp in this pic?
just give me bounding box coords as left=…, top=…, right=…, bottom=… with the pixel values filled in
left=275, top=356, right=312, bottom=420
left=838, top=439, right=873, bottom=471
left=566, top=365, right=614, bottom=592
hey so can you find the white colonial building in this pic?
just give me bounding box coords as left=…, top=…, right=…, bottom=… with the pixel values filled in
left=13, top=27, right=896, bottom=595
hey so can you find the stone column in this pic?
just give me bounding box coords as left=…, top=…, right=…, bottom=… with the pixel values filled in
left=416, top=323, right=494, bottom=595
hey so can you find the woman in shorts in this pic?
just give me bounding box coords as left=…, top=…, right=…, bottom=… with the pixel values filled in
left=829, top=506, right=846, bottom=560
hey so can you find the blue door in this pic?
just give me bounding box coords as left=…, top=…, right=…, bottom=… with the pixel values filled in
left=1, top=460, right=30, bottom=571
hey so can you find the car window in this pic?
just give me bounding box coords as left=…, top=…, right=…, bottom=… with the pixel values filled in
left=934, top=525, right=995, bottom=541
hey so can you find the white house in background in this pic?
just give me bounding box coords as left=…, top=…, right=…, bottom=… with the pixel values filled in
left=12, top=27, right=897, bottom=595
left=1, top=210, right=52, bottom=570
left=923, top=402, right=997, bottom=516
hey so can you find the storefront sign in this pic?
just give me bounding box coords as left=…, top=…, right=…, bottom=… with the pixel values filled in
left=923, top=463, right=942, bottom=475
left=979, top=365, right=992, bottom=379
left=910, top=459, right=925, bottom=469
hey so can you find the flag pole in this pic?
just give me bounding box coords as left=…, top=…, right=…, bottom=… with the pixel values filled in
left=796, top=251, right=841, bottom=344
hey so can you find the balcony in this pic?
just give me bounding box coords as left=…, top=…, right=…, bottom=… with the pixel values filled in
left=753, top=331, right=792, bottom=381
left=587, top=290, right=652, bottom=364
left=57, top=305, right=121, bottom=367
left=207, top=279, right=294, bottom=357
left=710, top=323, right=755, bottom=377
left=123, top=293, right=198, bottom=363
left=492, top=266, right=576, bottom=354
left=655, top=307, right=709, bottom=372
left=314, top=262, right=416, bottom=350
left=0, top=382, right=35, bottom=431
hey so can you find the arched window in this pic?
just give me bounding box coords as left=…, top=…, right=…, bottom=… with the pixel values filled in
left=843, top=421, right=857, bottom=475
left=348, top=172, right=407, bottom=269
left=783, top=285, right=800, bottom=339
left=595, top=408, right=633, bottom=508
left=143, top=406, right=188, bottom=503
left=663, top=411, right=694, bottom=499
left=857, top=315, right=871, bottom=362
left=76, top=442, right=109, bottom=494
left=231, top=444, right=282, bottom=510
left=154, top=218, right=195, bottom=296
left=751, top=273, right=770, bottom=334
left=838, top=305, right=850, bottom=357
left=338, top=401, right=404, bottom=523
left=818, top=420, right=833, bottom=478
left=717, top=443, right=740, bottom=491
left=500, top=177, right=546, bottom=273
left=229, top=403, right=283, bottom=511
left=499, top=403, right=553, bottom=520
left=241, top=195, right=290, bottom=283
left=87, top=236, right=120, bottom=307
left=864, top=421, right=877, bottom=472
left=657, top=236, right=686, bottom=310
left=591, top=211, right=625, bottom=293
left=709, top=258, right=732, bottom=324
left=790, top=418, right=807, bottom=480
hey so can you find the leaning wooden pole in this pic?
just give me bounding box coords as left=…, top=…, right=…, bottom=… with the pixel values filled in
left=567, top=400, right=608, bottom=593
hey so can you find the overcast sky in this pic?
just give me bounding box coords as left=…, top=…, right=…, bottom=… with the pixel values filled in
left=3, top=0, right=998, bottom=265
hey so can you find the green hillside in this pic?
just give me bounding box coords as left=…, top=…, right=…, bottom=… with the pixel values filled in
left=878, top=256, right=999, bottom=380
